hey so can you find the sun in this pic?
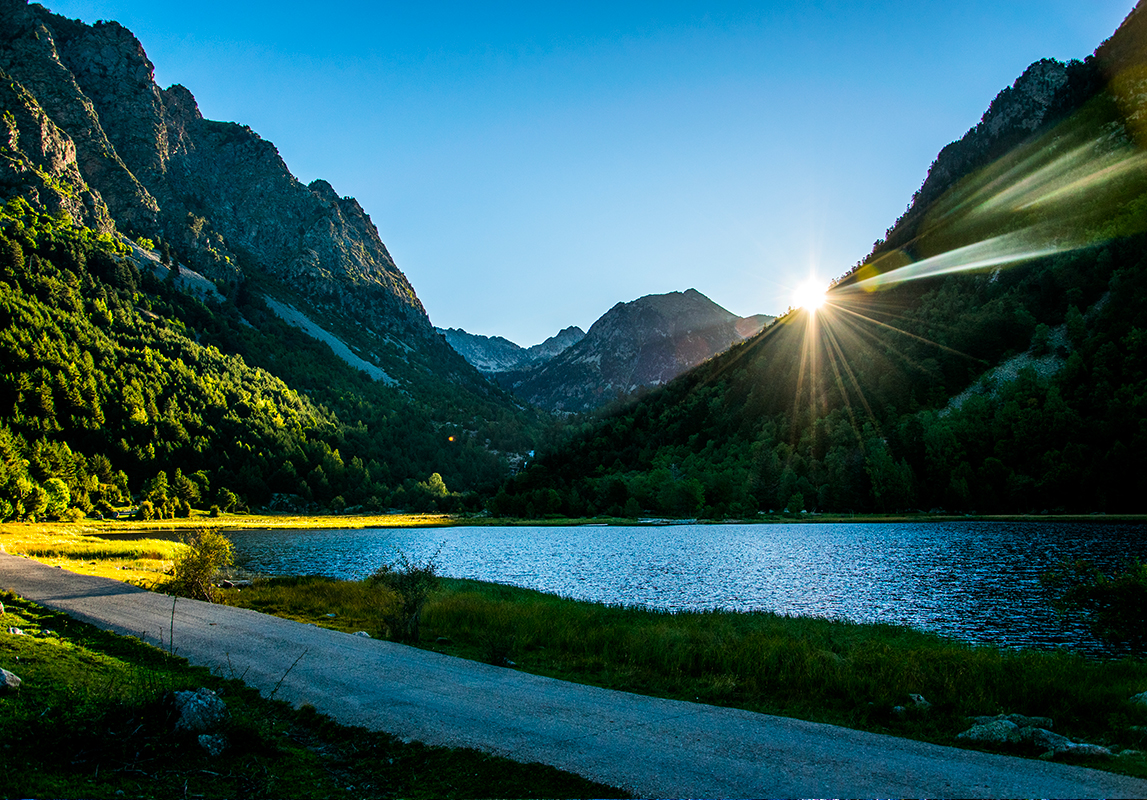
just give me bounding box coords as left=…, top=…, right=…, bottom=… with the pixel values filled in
left=793, top=279, right=827, bottom=312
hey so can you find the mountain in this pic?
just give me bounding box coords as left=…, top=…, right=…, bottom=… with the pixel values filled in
left=495, top=289, right=775, bottom=413
left=489, top=4, right=1147, bottom=518
left=0, top=0, right=548, bottom=518
left=437, top=325, right=585, bottom=374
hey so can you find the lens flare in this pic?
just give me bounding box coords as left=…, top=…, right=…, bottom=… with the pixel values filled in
left=793, top=279, right=827, bottom=311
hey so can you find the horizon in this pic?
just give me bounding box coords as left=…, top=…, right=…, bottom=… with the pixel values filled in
left=43, top=0, right=1134, bottom=346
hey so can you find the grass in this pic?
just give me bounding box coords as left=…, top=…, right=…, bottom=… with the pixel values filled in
left=0, top=590, right=625, bottom=799
left=220, top=575, right=1147, bottom=778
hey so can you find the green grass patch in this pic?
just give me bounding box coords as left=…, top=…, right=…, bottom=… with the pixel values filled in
left=223, top=576, right=1147, bottom=776
left=0, top=591, right=625, bottom=798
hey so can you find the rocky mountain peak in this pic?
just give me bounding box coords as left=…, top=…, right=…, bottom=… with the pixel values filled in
left=496, top=290, right=773, bottom=413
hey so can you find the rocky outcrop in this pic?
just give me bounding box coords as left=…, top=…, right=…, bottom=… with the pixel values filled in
left=0, top=0, right=434, bottom=342
left=498, top=289, right=774, bottom=413
left=438, top=324, right=586, bottom=374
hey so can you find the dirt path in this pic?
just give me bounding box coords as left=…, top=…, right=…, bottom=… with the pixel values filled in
left=3, top=552, right=1145, bottom=798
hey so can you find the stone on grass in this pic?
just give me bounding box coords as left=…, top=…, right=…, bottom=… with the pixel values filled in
left=971, top=713, right=1053, bottom=730
left=170, top=687, right=230, bottom=734
left=197, top=733, right=228, bottom=757
left=1130, top=691, right=1147, bottom=707
left=909, top=693, right=932, bottom=710
left=0, top=601, right=5, bottom=614
left=1020, top=726, right=1072, bottom=752
left=0, top=668, right=21, bottom=692
left=6, top=627, right=23, bottom=636
left=353, top=631, right=371, bottom=638
left=956, top=720, right=1021, bottom=744
left=1058, top=741, right=1113, bottom=758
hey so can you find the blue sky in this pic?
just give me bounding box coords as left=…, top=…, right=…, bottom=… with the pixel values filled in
left=47, top=1, right=1135, bottom=345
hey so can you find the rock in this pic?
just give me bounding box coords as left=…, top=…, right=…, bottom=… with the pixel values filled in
left=1058, top=742, right=1113, bottom=758
left=169, top=687, right=230, bottom=734
left=892, top=705, right=906, bottom=716
left=0, top=668, right=21, bottom=692
left=353, top=631, right=371, bottom=638
left=435, top=636, right=454, bottom=645
left=0, top=601, right=5, bottom=614
left=1130, top=691, right=1147, bottom=707
left=956, top=720, right=1021, bottom=745
left=1118, top=749, right=1143, bottom=758
left=197, top=733, right=228, bottom=757
left=7, top=627, right=23, bottom=636
left=1020, top=726, right=1073, bottom=752
left=971, top=713, right=1053, bottom=730
left=908, top=693, right=932, bottom=710
left=325, top=613, right=336, bottom=618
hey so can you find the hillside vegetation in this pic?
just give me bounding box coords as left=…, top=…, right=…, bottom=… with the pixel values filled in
left=491, top=20, right=1147, bottom=518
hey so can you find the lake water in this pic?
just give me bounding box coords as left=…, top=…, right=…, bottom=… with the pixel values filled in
left=226, top=521, right=1147, bottom=655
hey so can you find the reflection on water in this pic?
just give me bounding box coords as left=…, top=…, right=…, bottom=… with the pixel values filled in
left=227, top=521, right=1147, bottom=654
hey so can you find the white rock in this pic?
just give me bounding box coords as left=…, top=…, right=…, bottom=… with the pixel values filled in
left=0, top=668, right=20, bottom=692
left=171, top=687, right=230, bottom=733
left=957, top=720, right=1021, bottom=744
left=198, top=733, right=228, bottom=757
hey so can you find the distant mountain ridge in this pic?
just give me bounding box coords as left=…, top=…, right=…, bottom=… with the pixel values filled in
left=496, top=289, right=775, bottom=413
left=437, top=325, right=585, bottom=374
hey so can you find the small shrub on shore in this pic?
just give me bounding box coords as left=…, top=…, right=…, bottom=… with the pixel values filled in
left=167, top=528, right=233, bottom=602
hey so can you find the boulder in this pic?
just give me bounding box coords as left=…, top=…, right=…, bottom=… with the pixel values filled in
left=170, top=687, right=230, bottom=734
left=1130, top=691, right=1147, bottom=707
left=1020, top=726, right=1072, bottom=752
left=0, top=668, right=21, bottom=692
left=1059, top=742, right=1113, bottom=758
left=956, top=720, right=1021, bottom=744
left=197, top=733, right=228, bottom=757
left=353, top=631, right=371, bottom=638
left=908, top=693, right=932, bottom=710
left=971, top=712, right=1053, bottom=730
left=7, top=627, right=23, bottom=636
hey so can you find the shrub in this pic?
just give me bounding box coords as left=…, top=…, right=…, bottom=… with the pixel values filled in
left=367, top=549, right=441, bottom=642
left=168, top=529, right=234, bottom=603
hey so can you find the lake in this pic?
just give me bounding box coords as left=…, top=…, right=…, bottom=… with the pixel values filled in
left=226, top=520, right=1147, bottom=655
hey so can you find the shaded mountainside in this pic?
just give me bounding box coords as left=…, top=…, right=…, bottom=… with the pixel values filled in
left=0, top=0, right=550, bottom=519
left=490, top=4, right=1147, bottom=518
left=496, top=289, right=775, bottom=413
left=437, top=325, right=585, bottom=374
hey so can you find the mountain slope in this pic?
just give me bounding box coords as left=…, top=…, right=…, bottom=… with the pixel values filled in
left=491, top=4, right=1147, bottom=518
left=497, top=289, right=774, bottom=413
left=0, top=0, right=548, bottom=517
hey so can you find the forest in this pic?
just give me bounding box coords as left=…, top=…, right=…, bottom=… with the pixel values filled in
left=0, top=195, right=554, bottom=521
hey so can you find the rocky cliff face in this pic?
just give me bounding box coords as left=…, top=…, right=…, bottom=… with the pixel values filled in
left=0, top=0, right=435, bottom=342
left=497, top=289, right=773, bottom=413
left=438, top=324, right=586, bottom=374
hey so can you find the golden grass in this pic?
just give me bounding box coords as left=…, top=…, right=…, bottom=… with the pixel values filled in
left=0, top=511, right=456, bottom=587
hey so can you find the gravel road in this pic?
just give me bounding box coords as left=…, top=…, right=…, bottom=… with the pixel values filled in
left=3, top=551, right=1146, bottom=798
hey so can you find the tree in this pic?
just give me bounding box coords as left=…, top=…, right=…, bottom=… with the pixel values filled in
left=43, top=477, right=70, bottom=519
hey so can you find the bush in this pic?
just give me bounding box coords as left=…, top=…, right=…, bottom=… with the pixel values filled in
left=367, top=549, right=441, bottom=642
left=168, top=529, right=234, bottom=602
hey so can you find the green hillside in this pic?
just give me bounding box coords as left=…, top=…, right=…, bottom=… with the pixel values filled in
left=490, top=29, right=1147, bottom=518
left=0, top=197, right=546, bottom=520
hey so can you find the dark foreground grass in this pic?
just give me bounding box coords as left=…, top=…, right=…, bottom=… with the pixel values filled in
left=222, top=575, right=1147, bottom=778
left=0, top=591, right=626, bottom=799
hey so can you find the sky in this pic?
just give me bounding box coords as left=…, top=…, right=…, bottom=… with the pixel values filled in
left=45, top=1, right=1136, bottom=346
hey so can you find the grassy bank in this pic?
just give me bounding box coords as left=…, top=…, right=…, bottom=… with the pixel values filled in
left=0, top=591, right=624, bottom=798
left=221, top=575, right=1147, bottom=778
